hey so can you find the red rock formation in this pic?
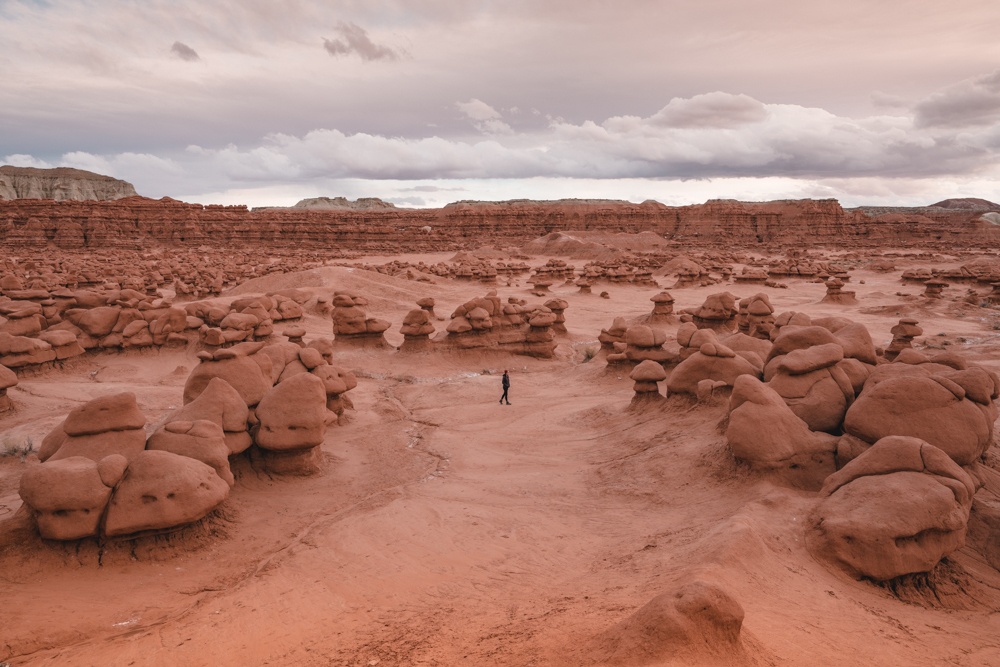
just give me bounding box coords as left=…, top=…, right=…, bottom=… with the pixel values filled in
left=3, top=196, right=1000, bottom=252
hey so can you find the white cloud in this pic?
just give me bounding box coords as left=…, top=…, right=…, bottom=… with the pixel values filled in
left=2, top=154, right=54, bottom=169
left=455, top=99, right=512, bottom=135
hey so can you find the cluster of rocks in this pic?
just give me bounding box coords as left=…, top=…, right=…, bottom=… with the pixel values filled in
left=680, top=292, right=739, bottom=332
left=592, top=288, right=997, bottom=581
left=605, top=323, right=677, bottom=367
left=903, top=258, right=1000, bottom=285
left=0, top=286, right=189, bottom=367
left=656, top=255, right=715, bottom=288
left=577, top=260, right=660, bottom=286
left=718, top=313, right=997, bottom=581
left=529, top=259, right=575, bottom=285
left=0, top=248, right=326, bottom=302
left=667, top=325, right=762, bottom=400
left=17, top=336, right=358, bottom=541
left=343, top=258, right=532, bottom=283
left=441, top=291, right=563, bottom=358
left=191, top=293, right=306, bottom=347
left=733, top=266, right=769, bottom=284
left=608, top=294, right=997, bottom=581
left=0, top=280, right=307, bottom=370
left=331, top=291, right=392, bottom=348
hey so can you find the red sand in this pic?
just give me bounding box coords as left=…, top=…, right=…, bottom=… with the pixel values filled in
left=2, top=254, right=1000, bottom=666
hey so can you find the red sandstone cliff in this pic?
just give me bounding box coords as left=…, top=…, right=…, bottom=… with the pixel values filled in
left=1, top=196, right=997, bottom=251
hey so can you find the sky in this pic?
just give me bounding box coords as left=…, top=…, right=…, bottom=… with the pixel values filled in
left=2, top=0, right=999, bottom=208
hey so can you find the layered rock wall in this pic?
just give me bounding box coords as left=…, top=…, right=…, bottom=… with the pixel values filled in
left=2, top=196, right=998, bottom=251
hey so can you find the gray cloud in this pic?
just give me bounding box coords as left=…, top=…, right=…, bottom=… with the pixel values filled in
left=140, top=93, right=993, bottom=187
left=651, top=92, right=768, bottom=128
left=323, top=22, right=400, bottom=61
left=914, top=69, right=1000, bottom=128
left=170, top=41, right=200, bottom=61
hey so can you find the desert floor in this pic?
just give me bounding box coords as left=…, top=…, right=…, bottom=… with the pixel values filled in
left=2, top=253, right=1000, bottom=666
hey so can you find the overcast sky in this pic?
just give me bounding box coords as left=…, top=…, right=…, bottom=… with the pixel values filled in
left=2, top=0, right=999, bottom=208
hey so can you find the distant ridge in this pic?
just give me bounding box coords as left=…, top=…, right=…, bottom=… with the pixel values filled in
left=0, top=165, right=138, bottom=201
left=294, top=197, right=396, bottom=210
left=929, top=198, right=1000, bottom=211
left=445, top=198, right=658, bottom=207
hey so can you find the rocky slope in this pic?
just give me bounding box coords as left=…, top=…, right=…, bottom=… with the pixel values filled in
left=1, top=196, right=998, bottom=251
left=0, top=166, right=138, bottom=201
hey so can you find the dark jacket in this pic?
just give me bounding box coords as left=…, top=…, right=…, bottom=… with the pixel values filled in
left=502, top=373, right=510, bottom=388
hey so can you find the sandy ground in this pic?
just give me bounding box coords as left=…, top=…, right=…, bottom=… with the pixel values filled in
left=2, top=253, right=1000, bottom=666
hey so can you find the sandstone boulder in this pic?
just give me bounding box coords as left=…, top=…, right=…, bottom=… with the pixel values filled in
left=767, top=343, right=855, bottom=433
left=183, top=350, right=273, bottom=407
left=843, top=374, right=994, bottom=465
left=668, top=342, right=759, bottom=397
left=170, top=376, right=251, bottom=454
left=147, top=420, right=234, bottom=487
left=808, top=436, right=975, bottom=580
left=63, top=392, right=145, bottom=436
left=18, top=455, right=122, bottom=540
left=726, top=376, right=837, bottom=488
left=103, top=450, right=230, bottom=537
left=254, top=372, right=327, bottom=450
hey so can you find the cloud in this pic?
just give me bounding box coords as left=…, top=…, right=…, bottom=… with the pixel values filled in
left=3, top=154, right=54, bottom=169
left=650, top=92, right=768, bottom=128
left=9, top=82, right=999, bottom=207
left=386, top=195, right=427, bottom=206
left=151, top=92, right=995, bottom=187
left=455, top=99, right=512, bottom=135
left=170, top=41, right=200, bottom=61
left=323, top=22, right=400, bottom=61
left=914, top=69, right=1000, bottom=128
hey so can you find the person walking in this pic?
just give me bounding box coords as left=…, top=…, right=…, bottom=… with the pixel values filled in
left=500, top=369, right=511, bottom=405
